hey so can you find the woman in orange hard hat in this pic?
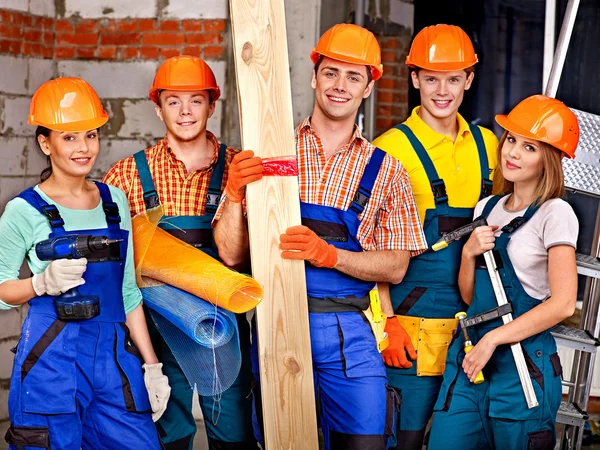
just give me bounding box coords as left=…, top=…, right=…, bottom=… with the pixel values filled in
left=104, top=56, right=257, bottom=449
left=0, top=77, right=170, bottom=449
left=214, top=23, right=427, bottom=449
left=373, top=24, right=499, bottom=450
left=429, top=95, right=579, bottom=449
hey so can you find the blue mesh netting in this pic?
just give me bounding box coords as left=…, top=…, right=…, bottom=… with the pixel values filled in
left=140, top=282, right=241, bottom=396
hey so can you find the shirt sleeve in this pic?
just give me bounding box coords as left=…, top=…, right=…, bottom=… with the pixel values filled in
left=110, top=187, right=143, bottom=314
left=541, top=200, right=579, bottom=250
left=0, top=199, right=36, bottom=309
left=372, top=157, right=427, bottom=253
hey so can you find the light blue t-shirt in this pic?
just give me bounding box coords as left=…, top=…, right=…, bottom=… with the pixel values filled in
left=0, top=184, right=142, bottom=313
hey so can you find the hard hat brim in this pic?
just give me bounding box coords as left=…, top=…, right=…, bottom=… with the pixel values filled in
left=405, top=58, right=478, bottom=71
left=310, top=50, right=383, bottom=81
left=28, top=115, right=109, bottom=133
left=150, top=86, right=221, bottom=104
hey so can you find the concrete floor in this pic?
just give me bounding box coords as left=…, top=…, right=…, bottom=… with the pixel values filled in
left=0, top=419, right=209, bottom=449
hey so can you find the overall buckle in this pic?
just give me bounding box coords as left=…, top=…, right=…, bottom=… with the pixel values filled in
left=430, top=179, right=448, bottom=204
left=103, top=202, right=121, bottom=224
left=501, top=217, right=527, bottom=234
left=41, top=205, right=65, bottom=228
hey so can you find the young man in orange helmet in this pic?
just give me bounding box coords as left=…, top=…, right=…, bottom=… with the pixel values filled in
left=213, top=24, right=427, bottom=449
left=103, top=56, right=256, bottom=450
left=373, top=24, right=499, bottom=450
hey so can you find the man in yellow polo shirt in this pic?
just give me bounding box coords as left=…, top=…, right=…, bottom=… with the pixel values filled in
left=373, top=24, right=498, bottom=450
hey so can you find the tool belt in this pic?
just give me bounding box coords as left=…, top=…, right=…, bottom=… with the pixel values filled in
left=307, top=295, right=370, bottom=313
left=396, top=315, right=458, bottom=376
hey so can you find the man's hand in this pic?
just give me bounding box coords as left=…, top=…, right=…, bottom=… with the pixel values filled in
left=382, top=316, right=418, bottom=368
left=279, top=225, right=337, bottom=268
left=225, top=150, right=263, bottom=203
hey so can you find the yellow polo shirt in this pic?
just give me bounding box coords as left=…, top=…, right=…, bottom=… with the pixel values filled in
left=373, top=107, right=499, bottom=224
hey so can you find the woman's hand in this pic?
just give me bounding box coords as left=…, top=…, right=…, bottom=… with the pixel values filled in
left=462, top=332, right=499, bottom=382
left=462, top=226, right=499, bottom=259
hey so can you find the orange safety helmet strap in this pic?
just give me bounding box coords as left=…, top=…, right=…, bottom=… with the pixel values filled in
left=406, top=24, right=478, bottom=71
left=310, top=23, right=383, bottom=81
left=28, top=77, right=109, bottom=132
left=149, top=55, right=221, bottom=104
left=495, top=94, right=579, bottom=159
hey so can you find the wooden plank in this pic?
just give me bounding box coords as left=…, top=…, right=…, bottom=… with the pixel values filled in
left=228, top=0, right=319, bottom=449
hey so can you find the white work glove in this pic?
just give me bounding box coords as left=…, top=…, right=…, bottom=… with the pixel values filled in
left=31, top=258, right=87, bottom=296
left=143, top=362, right=171, bottom=422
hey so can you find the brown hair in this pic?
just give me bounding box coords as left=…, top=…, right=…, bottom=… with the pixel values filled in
left=36, top=126, right=52, bottom=182
left=493, top=131, right=565, bottom=205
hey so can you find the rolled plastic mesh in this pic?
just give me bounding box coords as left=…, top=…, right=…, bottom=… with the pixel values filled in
left=133, top=214, right=263, bottom=313
left=141, top=281, right=241, bottom=396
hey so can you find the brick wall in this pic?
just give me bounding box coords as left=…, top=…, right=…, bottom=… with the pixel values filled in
left=375, top=33, right=411, bottom=136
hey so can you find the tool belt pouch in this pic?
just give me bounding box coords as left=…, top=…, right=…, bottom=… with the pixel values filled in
left=55, top=297, right=100, bottom=321
left=397, top=315, right=458, bottom=376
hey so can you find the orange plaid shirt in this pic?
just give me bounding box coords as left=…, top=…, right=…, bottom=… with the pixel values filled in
left=215, top=118, right=426, bottom=252
left=103, top=132, right=238, bottom=217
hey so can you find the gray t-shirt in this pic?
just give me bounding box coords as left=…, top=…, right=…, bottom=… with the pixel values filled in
left=474, top=195, right=579, bottom=301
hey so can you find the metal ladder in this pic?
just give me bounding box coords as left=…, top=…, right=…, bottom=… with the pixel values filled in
left=553, top=109, right=600, bottom=450
left=543, top=1, right=600, bottom=449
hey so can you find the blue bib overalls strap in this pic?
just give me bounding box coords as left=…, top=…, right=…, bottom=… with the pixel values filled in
left=301, top=146, right=384, bottom=302
left=133, top=143, right=227, bottom=258
left=6, top=182, right=161, bottom=450
left=384, top=124, right=490, bottom=450
left=430, top=195, right=563, bottom=450
left=134, top=145, right=256, bottom=450
left=250, top=148, right=395, bottom=450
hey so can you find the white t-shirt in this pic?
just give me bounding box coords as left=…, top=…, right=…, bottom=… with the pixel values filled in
left=474, top=195, right=579, bottom=301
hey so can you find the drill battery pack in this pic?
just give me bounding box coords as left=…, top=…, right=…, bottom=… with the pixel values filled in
left=55, top=297, right=100, bottom=321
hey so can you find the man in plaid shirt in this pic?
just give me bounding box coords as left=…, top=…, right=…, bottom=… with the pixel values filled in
left=103, top=56, right=256, bottom=450
left=213, top=25, right=427, bottom=449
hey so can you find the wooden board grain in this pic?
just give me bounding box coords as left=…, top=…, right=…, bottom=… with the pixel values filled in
left=228, top=0, right=319, bottom=448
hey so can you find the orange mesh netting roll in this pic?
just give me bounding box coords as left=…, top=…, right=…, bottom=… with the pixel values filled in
left=132, top=214, right=263, bottom=313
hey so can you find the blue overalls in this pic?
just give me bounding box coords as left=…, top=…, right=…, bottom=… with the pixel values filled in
left=429, top=195, right=563, bottom=450
left=133, top=146, right=256, bottom=450
left=250, top=148, right=396, bottom=450
left=5, top=182, right=161, bottom=450
left=387, top=124, right=491, bottom=449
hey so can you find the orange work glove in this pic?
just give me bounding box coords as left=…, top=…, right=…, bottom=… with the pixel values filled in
left=279, top=225, right=337, bottom=268
left=225, top=150, right=264, bottom=203
left=382, top=316, right=418, bottom=369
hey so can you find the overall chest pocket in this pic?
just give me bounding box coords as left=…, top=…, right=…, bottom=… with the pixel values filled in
left=18, top=315, right=79, bottom=414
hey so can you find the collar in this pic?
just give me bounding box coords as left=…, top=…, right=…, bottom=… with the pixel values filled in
left=404, top=106, right=472, bottom=149
left=297, top=116, right=366, bottom=148
left=162, top=131, right=221, bottom=172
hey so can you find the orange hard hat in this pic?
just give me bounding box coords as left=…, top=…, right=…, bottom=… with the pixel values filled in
left=149, top=55, right=220, bottom=104
left=28, top=77, right=108, bottom=132
left=495, top=95, right=579, bottom=158
left=310, top=23, right=383, bottom=81
left=406, top=24, right=478, bottom=71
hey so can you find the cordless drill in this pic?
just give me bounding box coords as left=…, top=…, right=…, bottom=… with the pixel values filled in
left=36, top=235, right=121, bottom=320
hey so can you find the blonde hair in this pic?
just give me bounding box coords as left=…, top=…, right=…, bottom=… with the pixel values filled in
left=493, top=131, right=565, bottom=205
